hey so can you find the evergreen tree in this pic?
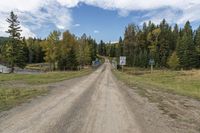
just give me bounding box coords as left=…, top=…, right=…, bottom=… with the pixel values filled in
left=87, top=37, right=97, bottom=62
left=118, top=37, right=124, bottom=57
left=4, top=11, right=26, bottom=72
left=66, top=46, right=78, bottom=70
left=98, top=40, right=106, bottom=56
left=158, top=19, right=172, bottom=67
left=177, top=21, right=198, bottom=69
left=124, top=24, right=138, bottom=66
left=172, top=24, right=179, bottom=51
left=194, top=26, right=200, bottom=67
left=100, top=20, right=199, bottom=69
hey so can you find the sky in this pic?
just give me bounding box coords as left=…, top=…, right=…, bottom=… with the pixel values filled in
left=0, top=0, right=200, bottom=42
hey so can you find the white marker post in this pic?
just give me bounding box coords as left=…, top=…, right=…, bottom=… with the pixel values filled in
left=120, top=56, right=126, bottom=72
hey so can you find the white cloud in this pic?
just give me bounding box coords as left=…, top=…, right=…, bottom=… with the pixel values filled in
left=73, top=24, right=81, bottom=27
left=56, top=0, right=200, bottom=24
left=0, top=0, right=72, bottom=38
left=94, top=30, right=99, bottom=34
left=140, top=8, right=182, bottom=25
left=56, top=0, right=199, bottom=11
left=0, top=0, right=47, bottom=11
left=20, top=26, right=36, bottom=38
left=177, top=4, right=200, bottom=24
left=1, top=0, right=200, bottom=38
left=57, top=0, right=80, bottom=7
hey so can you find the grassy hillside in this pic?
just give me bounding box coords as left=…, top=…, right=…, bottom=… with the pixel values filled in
left=113, top=67, right=200, bottom=99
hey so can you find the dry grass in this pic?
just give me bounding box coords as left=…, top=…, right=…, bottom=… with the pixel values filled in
left=113, top=68, right=200, bottom=99
left=0, top=68, right=93, bottom=111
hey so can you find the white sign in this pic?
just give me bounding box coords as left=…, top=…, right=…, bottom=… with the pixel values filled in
left=120, top=56, right=126, bottom=66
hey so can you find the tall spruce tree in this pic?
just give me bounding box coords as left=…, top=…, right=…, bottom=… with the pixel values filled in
left=177, top=21, right=198, bottom=69
left=4, top=11, right=26, bottom=72
left=98, top=40, right=106, bottom=56
left=124, top=24, right=138, bottom=66
left=172, top=24, right=179, bottom=51
left=118, top=37, right=124, bottom=57
left=194, top=26, right=200, bottom=67
left=66, top=46, right=78, bottom=70
left=158, top=19, right=172, bottom=67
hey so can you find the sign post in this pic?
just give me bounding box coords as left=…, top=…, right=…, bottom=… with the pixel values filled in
left=149, top=59, right=155, bottom=73
left=120, top=56, right=126, bottom=72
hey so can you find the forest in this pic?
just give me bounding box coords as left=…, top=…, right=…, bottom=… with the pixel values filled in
left=0, top=12, right=97, bottom=72
left=98, top=20, right=200, bottom=70
left=1, top=11, right=200, bottom=71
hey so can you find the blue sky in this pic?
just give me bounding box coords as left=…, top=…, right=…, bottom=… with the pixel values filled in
left=1, top=0, right=200, bottom=42
left=71, top=4, right=132, bottom=42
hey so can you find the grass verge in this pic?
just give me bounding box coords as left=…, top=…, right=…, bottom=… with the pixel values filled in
left=0, top=87, right=48, bottom=111
left=0, top=68, right=93, bottom=111
left=113, top=68, right=200, bottom=99
left=0, top=68, right=92, bottom=85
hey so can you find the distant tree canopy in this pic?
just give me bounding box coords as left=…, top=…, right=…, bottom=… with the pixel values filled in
left=100, top=20, right=200, bottom=70
left=1, top=12, right=200, bottom=71
left=0, top=11, right=98, bottom=71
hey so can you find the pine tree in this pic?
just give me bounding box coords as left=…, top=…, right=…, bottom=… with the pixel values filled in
left=66, top=46, right=78, bottom=70
left=194, top=26, right=200, bottom=67
left=98, top=40, right=106, bottom=56
left=158, top=19, right=172, bottom=67
left=4, top=11, right=26, bottom=72
left=87, top=37, right=97, bottom=62
left=172, top=24, right=179, bottom=51
left=104, top=20, right=199, bottom=69
left=118, top=37, right=124, bottom=56
left=177, top=21, right=198, bottom=69
left=124, top=24, right=138, bottom=66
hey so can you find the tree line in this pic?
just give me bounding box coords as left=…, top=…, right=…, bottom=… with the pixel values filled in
left=98, top=20, right=200, bottom=70
left=0, top=11, right=97, bottom=72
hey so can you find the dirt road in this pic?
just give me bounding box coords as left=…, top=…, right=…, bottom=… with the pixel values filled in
left=0, top=60, right=199, bottom=133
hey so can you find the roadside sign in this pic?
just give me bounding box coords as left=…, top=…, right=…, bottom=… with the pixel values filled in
left=149, top=59, right=155, bottom=66
left=120, top=56, right=126, bottom=66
